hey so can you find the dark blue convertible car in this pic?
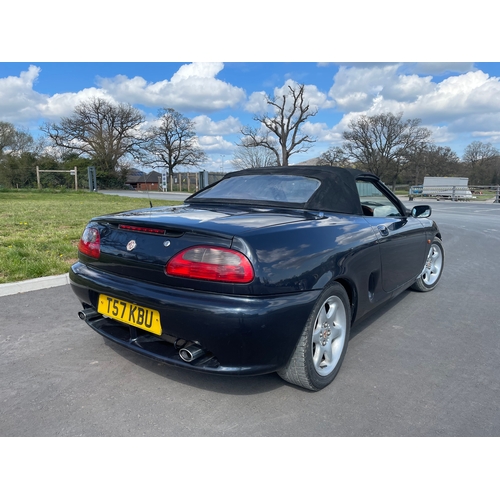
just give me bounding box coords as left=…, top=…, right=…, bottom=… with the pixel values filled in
left=70, top=166, right=444, bottom=391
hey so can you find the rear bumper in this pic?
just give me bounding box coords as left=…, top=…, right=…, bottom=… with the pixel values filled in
left=70, top=262, right=320, bottom=376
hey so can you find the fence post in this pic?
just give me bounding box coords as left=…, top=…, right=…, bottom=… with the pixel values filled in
left=87, top=166, right=97, bottom=192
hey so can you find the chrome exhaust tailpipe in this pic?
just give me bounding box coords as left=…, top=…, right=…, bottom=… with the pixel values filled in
left=78, top=309, right=100, bottom=321
left=179, top=344, right=206, bottom=363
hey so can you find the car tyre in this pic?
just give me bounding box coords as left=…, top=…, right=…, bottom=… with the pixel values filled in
left=278, top=282, right=350, bottom=391
left=411, top=237, right=444, bottom=292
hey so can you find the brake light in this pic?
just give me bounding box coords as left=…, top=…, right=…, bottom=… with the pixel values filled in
left=118, top=224, right=165, bottom=235
left=166, top=246, right=254, bottom=283
left=78, top=226, right=100, bottom=259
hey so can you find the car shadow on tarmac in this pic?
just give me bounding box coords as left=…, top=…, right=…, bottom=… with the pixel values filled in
left=99, top=289, right=412, bottom=395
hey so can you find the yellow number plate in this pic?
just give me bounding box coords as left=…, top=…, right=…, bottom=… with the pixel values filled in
left=97, top=294, right=162, bottom=336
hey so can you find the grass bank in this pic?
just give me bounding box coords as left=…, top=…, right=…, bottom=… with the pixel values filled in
left=0, top=190, right=180, bottom=284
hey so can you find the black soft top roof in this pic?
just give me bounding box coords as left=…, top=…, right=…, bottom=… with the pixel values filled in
left=188, top=165, right=380, bottom=215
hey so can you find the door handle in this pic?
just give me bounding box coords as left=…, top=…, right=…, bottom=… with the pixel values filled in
left=377, top=224, right=390, bottom=237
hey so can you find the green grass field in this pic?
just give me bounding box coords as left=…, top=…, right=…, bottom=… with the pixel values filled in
left=0, top=190, right=180, bottom=284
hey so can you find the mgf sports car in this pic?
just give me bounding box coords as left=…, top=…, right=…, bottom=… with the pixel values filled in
left=70, top=166, right=444, bottom=391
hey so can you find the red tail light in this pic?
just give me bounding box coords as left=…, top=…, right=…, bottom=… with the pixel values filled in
left=166, top=246, right=254, bottom=283
left=78, top=226, right=100, bottom=259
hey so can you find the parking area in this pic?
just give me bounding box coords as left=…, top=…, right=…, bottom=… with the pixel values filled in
left=1, top=201, right=499, bottom=436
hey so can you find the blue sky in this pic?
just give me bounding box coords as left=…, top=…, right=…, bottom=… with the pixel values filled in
left=2, top=61, right=500, bottom=171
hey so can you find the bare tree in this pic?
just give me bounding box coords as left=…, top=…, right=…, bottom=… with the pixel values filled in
left=318, top=146, right=350, bottom=167
left=143, top=108, right=207, bottom=177
left=41, top=97, right=145, bottom=185
left=462, top=141, right=500, bottom=184
left=342, top=112, right=432, bottom=188
left=407, top=144, right=461, bottom=185
left=240, top=84, right=317, bottom=166
left=232, top=137, right=276, bottom=169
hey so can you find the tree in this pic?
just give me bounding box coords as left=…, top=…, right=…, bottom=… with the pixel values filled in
left=142, top=108, right=207, bottom=176
left=462, top=141, right=500, bottom=185
left=41, top=97, right=145, bottom=187
left=406, top=144, right=461, bottom=185
left=0, top=122, right=36, bottom=188
left=232, top=137, right=276, bottom=169
left=0, top=122, right=17, bottom=155
left=318, top=146, right=350, bottom=167
left=240, top=84, right=317, bottom=166
left=0, top=121, right=34, bottom=156
left=342, top=112, right=432, bottom=188
left=0, top=151, right=38, bottom=188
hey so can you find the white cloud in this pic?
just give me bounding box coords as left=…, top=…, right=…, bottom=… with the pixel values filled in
left=326, top=65, right=500, bottom=149
left=0, top=65, right=112, bottom=124
left=0, top=65, right=45, bottom=121
left=40, top=88, right=112, bottom=119
left=3, top=62, right=500, bottom=159
left=300, top=121, right=343, bottom=143
left=410, top=62, right=476, bottom=74
left=328, top=64, right=435, bottom=111
left=0, top=65, right=113, bottom=123
left=170, top=62, right=224, bottom=82
left=273, top=79, right=332, bottom=110
left=330, top=66, right=500, bottom=121
left=245, top=91, right=268, bottom=114
left=245, top=79, right=334, bottom=115
left=426, top=125, right=455, bottom=144
left=198, top=135, right=234, bottom=153
left=330, top=62, right=476, bottom=75
left=0, top=63, right=247, bottom=128
left=404, top=71, right=500, bottom=120
left=97, top=62, right=246, bottom=112
left=471, top=130, right=500, bottom=143
left=193, top=115, right=241, bottom=135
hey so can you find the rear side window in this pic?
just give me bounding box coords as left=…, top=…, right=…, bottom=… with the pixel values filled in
left=192, top=175, right=321, bottom=204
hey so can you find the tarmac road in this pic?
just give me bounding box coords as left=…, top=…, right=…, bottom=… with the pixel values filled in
left=1, top=201, right=499, bottom=437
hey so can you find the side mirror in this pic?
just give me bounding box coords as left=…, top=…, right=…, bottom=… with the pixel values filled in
left=411, top=205, right=432, bottom=218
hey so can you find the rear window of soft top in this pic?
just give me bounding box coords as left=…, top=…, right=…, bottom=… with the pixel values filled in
left=191, top=175, right=321, bottom=204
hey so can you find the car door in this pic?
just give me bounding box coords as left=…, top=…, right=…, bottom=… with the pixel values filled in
left=356, top=179, right=427, bottom=292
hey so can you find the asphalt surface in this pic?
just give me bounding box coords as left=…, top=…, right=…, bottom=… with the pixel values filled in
left=1, top=200, right=499, bottom=436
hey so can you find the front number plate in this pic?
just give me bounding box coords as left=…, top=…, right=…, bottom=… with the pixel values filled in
left=97, top=294, right=162, bottom=335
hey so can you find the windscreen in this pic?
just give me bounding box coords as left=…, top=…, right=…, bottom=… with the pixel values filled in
left=192, top=175, right=321, bottom=204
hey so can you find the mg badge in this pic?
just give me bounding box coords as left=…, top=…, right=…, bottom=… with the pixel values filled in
left=126, top=240, right=137, bottom=251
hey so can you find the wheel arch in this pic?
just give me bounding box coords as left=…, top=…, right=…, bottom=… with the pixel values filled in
left=333, top=277, right=358, bottom=324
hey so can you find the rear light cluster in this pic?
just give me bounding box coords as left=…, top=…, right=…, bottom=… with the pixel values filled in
left=78, top=226, right=100, bottom=259
left=166, top=246, right=254, bottom=283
